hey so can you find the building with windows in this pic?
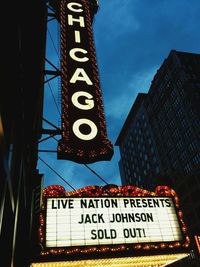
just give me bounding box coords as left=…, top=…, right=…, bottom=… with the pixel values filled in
left=116, top=50, right=200, bottom=253
left=117, top=93, right=163, bottom=190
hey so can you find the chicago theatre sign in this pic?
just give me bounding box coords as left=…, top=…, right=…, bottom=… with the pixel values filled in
left=57, top=0, right=114, bottom=163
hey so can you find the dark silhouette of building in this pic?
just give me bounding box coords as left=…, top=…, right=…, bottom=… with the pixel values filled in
left=0, top=0, right=46, bottom=266
left=116, top=50, right=200, bottom=262
left=116, top=93, right=162, bottom=190
left=0, top=0, right=100, bottom=266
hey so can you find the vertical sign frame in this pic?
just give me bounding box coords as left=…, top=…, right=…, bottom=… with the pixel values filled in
left=57, top=0, right=113, bottom=163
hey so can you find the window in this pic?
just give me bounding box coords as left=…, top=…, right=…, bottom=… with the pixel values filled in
left=155, top=166, right=160, bottom=174
left=189, top=141, right=197, bottom=152
left=176, top=139, right=183, bottom=152
left=153, top=156, right=157, bottom=163
left=169, top=118, right=176, bottom=129
left=184, top=128, right=192, bottom=140
left=168, top=149, right=175, bottom=162
left=180, top=150, right=187, bottom=162
left=179, top=88, right=185, bottom=98
left=184, top=163, right=193, bottom=174
left=172, top=160, right=178, bottom=170
left=147, top=163, right=150, bottom=170
left=172, top=128, right=179, bottom=140
left=180, top=118, right=188, bottom=129
left=162, top=128, right=169, bottom=140
left=193, top=118, right=200, bottom=128
left=151, top=147, right=155, bottom=154
left=176, top=79, right=182, bottom=88
left=141, top=161, right=144, bottom=167
left=171, top=88, right=177, bottom=99
left=188, top=109, right=196, bottom=119
left=173, top=97, right=181, bottom=108
left=193, top=153, right=200, bottom=165
left=148, top=138, right=152, bottom=145
left=166, top=139, right=172, bottom=150
left=177, top=108, right=184, bottom=119
left=131, top=142, right=134, bottom=148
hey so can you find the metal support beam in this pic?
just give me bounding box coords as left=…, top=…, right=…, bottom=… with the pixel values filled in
left=42, top=118, right=61, bottom=131
left=38, top=150, right=57, bottom=153
left=45, top=58, right=60, bottom=72
left=44, top=58, right=61, bottom=83
left=41, top=129, right=61, bottom=135
left=45, top=70, right=60, bottom=76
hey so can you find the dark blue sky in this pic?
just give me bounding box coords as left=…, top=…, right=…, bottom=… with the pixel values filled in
left=38, top=0, right=200, bottom=191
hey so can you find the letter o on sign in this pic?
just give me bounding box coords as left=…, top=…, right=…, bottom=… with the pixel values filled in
left=72, top=119, right=98, bottom=140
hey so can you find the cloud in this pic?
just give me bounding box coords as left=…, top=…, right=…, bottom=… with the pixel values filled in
left=105, top=66, right=157, bottom=121
left=96, top=0, right=140, bottom=42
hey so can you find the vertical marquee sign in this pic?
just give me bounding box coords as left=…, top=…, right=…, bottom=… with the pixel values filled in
left=57, top=0, right=114, bottom=163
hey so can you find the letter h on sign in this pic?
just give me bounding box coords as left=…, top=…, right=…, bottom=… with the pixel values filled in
left=57, top=0, right=113, bottom=163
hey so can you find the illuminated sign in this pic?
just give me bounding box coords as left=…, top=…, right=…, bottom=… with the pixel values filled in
left=57, top=0, right=113, bottom=163
left=45, top=196, right=183, bottom=247
left=195, top=235, right=200, bottom=253
left=31, top=253, right=190, bottom=267
left=39, top=185, right=190, bottom=258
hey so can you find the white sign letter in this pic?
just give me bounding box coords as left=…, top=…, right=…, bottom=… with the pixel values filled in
left=72, top=119, right=98, bottom=140
left=68, top=15, right=85, bottom=27
left=71, top=91, right=94, bottom=110
left=67, top=2, right=83, bottom=12
left=69, top=48, right=89, bottom=62
left=74, top=30, right=81, bottom=43
left=70, top=68, right=93, bottom=85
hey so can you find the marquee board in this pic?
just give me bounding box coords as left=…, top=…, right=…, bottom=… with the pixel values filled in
left=38, top=185, right=190, bottom=258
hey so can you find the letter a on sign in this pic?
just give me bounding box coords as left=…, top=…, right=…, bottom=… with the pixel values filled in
left=57, top=0, right=113, bottom=163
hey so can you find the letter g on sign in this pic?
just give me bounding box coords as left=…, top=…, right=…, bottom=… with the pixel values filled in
left=71, top=91, right=94, bottom=110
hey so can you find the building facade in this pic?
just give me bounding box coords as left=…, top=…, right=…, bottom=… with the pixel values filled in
left=116, top=50, right=200, bottom=257
left=116, top=93, right=163, bottom=190
left=0, top=1, right=101, bottom=266
left=0, top=0, right=47, bottom=266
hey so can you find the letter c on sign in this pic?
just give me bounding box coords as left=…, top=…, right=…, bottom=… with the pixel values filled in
left=71, top=91, right=94, bottom=110
left=72, top=119, right=98, bottom=140
left=67, top=2, right=83, bottom=12
left=69, top=48, right=89, bottom=62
